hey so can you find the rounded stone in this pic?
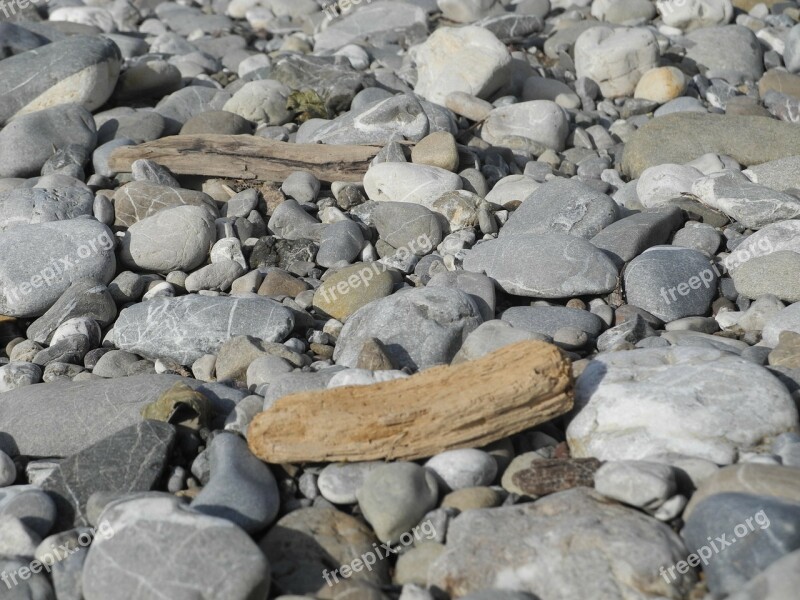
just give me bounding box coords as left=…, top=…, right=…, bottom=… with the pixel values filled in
left=425, top=449, right=498, bottom=492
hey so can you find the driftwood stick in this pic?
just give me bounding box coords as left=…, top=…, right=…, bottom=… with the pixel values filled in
left=247, top=341, right=574, bottom=464
left=108, top=135, right=385, bottom=183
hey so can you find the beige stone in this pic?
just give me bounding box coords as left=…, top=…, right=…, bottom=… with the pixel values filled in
left=634, top=67, right=687, bottom=104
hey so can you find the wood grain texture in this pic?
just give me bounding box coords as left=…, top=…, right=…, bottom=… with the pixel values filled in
left=108, top=135, right=384, bottom=183
left=248, top=340, right=574, bottom=463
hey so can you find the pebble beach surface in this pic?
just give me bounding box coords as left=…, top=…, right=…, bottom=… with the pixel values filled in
left=0, top=0, right=800, bottom=599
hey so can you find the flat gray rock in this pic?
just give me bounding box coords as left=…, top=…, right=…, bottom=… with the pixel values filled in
left=0, top=219, right=116, bottom=318
left=0, top=35, right=120, bottom=126
left=744, top=155, right=800, bottom=192
left=119, top=205, right=216, bottom=273
left=113, top=295, right=295, bottom=365
left=683, top=25, right=763, bottom=81
left=463, top=233, right=619, bottom=298
left=0, top=374, right=245, bottom=457
left=357, top=462, right=438, bottom=543
left=733, top=251, right=800, bottom=303
left=692, top=172, right=800, bottom=229
left=591, top=206, right=684, bottom=268
left=314, top=1, right=428, bottom=52
left=41, top=421, right=175, bottom=530
left=501, top=306, right=606, bottom=338
left=723, top=220, right=800, bottom=274
left=624, top=246, right=718, bottom=322
left=112, top=182, right=218, bottom=228
left=0, top=104, right=97, bottom=178
left=83, top=496, right=270, bottom=600
left=372, top=201, right=443, bottom=254
left=333, top=287, right=482, bottom=370
left=316, top=219, right=364, bottom=268
left=428, top=488, right=693, bottom=598
left=501, top=178, right=619, bottom=239
left=0, top=186, right=94, bottom=231
left=622, top=113, right=800, bottom=178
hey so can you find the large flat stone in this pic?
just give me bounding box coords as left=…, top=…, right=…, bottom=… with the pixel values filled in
left=0, top=374, right=245, bottom=457
left=113, top=295, right=295, bottom=365
left=621, top=113, right=800, bottom=178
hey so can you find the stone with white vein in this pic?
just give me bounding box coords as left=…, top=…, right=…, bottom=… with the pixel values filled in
left=567, top=347, right=799, bottom=464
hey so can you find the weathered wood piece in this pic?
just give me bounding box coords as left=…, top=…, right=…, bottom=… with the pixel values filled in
left=248, top=340, right=574, bottom=463
left=108, top=135, right=384, bottom=183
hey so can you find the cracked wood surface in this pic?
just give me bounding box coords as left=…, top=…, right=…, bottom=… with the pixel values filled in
left=108, top=134, right=385, bottom=183
left=248, top=340, right=574, bottom=463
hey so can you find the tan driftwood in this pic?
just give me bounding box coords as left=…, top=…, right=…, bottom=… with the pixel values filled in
left=248, top=340, right=574, bottom=463
left=108, top=135, right=384, bottom=183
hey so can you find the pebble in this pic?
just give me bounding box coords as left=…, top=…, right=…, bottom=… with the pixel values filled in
left=692, top=171, right=800, bottom=229
left=622, top=113, right=800, bottom=179
left=501, top=306, right=605, bottom=339
left=591, top=206, right=684, bottom=268
left=424, top=449, right=497, bottom=492
left=312, top=262, right=395, bottom=322
left=0, top=485, right=56, bottom=537
left=112, top=181, right=218, bottom=227
left=0, top=450, right=16, bottom=487
left=363, top=162, right=463, bottom=208
left=411, top=131, right=459, bottom=172
left=452, top=319, right=548, bottom=363
left=594, top=460, right=677, bottom=510
left=356, top=462, right=439, bottom=543
left=684, top=25, right=764, bottom=81
left=0, top=219, right=116, bottom=318
left=634, top=67, right=688, bottom=104
left=733, top=252, right=800, bottom=302
left=318, top=461, right=385, bottom=505
left=657, top=0, right=733, bottom=30
left=191, top=433, right=279, bottom=533
left=763, top=301, right=800, bottom=346
left=441, top=487, right=503, bottom=511
left=481, top=100, right=569, bottom=152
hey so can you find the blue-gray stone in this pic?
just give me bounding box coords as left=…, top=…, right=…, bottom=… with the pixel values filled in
left=683, top=492, right=800, bottom=597
left=191, top=433, right=279, bottom=534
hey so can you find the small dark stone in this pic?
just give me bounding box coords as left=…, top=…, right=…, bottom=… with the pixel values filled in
left=511, top=458, right=603, bottom=497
